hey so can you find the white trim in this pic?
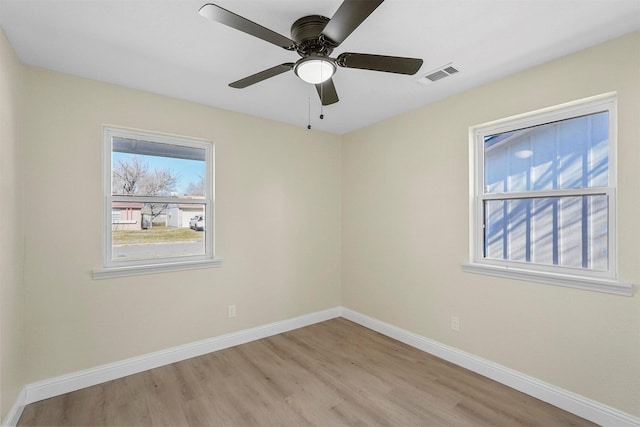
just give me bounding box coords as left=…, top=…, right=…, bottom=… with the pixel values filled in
left=102, top=125, right=215, bottom=270
left=1, top=387, right=26, bottom=427
left=9, top=307, right=639, bottom=427
left=481, top=187, right=611, bottom=200
left=462, top=262, right=633, bottom=296
left=93, top=257, right=223, bottom=279
left=472, top=92, right=618, bottom=134
left=340, top=307, right=640, bottom=427
left=467, top=93, right=629, bottom=294
left=23, top=307, right=340, bottom=405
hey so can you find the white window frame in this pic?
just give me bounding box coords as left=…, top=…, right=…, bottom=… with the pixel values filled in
left=463, top=93, right=632, bottom=296
left=93, top=126, right=221, bottom=279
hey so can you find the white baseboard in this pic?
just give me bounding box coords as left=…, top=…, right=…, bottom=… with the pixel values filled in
left=340, top=307, right=640, bottom=427
left=23, top=307, right=341, bottom=406
left=5, top=306, right=638, bottom=427
left=1, top=387, right=26, bottom=427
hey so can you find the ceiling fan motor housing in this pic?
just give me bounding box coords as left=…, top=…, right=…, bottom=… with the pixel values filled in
left=199, top=1, right=423, bottom=106
left=290, top=15, right=333, bottom=57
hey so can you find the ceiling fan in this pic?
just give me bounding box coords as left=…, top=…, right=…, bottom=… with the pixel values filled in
left=199, top=0, right=423, bottom=106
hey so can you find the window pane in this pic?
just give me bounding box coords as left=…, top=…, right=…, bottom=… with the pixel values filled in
left=484, top=111, right=608, bottom=194
left=111, top=201, right=206, bottom=262
left=112, top=137, right=206, bottom=197
left=484, top=195, right=608, bottom=271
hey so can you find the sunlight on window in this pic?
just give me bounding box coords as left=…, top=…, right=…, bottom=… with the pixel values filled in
left=482, top=111, right=609, bottom=271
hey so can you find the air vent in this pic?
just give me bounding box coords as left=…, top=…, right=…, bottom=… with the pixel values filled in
left=418, top=64, right=459, bottom=84
left=443, top=66, right=459, bottom=75
left=426, top=70, right=449, bottom=82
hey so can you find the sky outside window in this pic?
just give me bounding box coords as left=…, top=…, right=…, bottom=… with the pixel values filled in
left=112, top=137, right=206, bottom=196
left=112, top=152, right=205, bottom=195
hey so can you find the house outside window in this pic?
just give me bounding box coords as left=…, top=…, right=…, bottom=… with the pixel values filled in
left=464, top=93, right=631, bottom=296
left=94, top=126, right=220, bottom=278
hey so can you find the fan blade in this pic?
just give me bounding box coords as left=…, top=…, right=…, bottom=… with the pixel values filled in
left=229, top=63, right=294, bottom=88
left=337, top=53, right=423, bottom=75
left=321, top=0, right=384, bottom=47
left=199, top=4, right=295, bottom=50
left=315, top=78, right=339, bottom=106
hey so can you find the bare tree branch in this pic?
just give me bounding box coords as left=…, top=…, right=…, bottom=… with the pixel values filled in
left=112, top=156, right=148, bottom=195
left=112, top=156, right=181, bottom=224
left=186, top=175, right=205, bottom=196
left=140, top=168, right=179, bottom=196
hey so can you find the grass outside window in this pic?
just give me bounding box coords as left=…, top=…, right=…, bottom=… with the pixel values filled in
left=112, top=226, right=204, bottom=245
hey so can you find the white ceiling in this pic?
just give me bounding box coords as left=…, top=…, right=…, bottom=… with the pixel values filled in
left=1, top=0, right=639, bottom=134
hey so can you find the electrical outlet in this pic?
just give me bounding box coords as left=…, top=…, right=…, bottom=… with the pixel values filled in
left=451, top=316, right=460, bottom=332
left=228, top=304, right=236, bottom=318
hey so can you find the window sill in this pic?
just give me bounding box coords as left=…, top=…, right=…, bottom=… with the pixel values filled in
left=93, top=258, right=222, bottom=280
left=461, top=263, right=633, bottom=296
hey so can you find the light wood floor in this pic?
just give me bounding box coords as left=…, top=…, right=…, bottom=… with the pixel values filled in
left=19, top=318, right=596, bottom=426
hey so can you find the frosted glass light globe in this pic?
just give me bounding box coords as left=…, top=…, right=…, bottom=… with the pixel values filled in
left=294, top=58, right=336, bottom=84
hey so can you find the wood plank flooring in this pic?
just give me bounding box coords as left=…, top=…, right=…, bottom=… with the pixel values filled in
left=19, top=318, right=597, bottom=426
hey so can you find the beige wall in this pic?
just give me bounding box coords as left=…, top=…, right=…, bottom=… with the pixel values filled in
left=342, top=32, right=640, bottom=416
left=0, top=28, right=24, bottom=421
left=20, top=66, right=342, bottom=384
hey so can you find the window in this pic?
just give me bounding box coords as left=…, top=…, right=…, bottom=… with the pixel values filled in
left=94, top=127, right=220, bottom=279
left=464, top=93, right=631, bottom=295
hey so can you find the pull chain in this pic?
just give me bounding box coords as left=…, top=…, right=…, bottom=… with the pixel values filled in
left=307, top=87, right=311, bottom=130
left=319, top=66, right=324, bottom=120
left=320, top=82, right=324, bottom=120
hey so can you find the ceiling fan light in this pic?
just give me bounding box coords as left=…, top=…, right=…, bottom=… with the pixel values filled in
left=294, top=57, right=336, bottom=84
